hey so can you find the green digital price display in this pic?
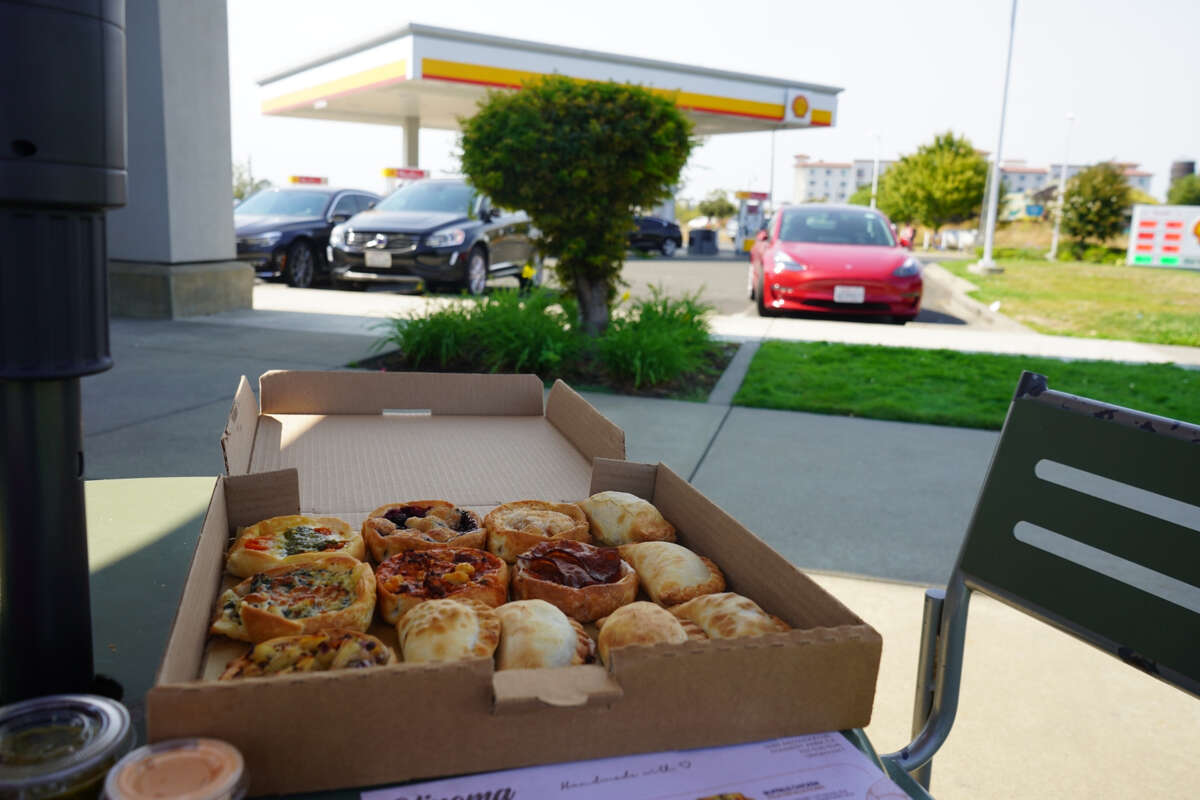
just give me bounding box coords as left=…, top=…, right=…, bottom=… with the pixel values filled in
left=1126, top=204, right=1200, bottom=270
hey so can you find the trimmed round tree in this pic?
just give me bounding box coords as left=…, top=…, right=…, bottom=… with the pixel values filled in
left=459, top=76, right=693, bottom=334
left=1062, top=162, right=1132, bottom=246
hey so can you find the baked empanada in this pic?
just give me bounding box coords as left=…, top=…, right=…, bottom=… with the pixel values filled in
left=617, top=541, right=725, bottom=606
left=669, top=592, right=790, bottom=639
left=595, top=601, right=688, bottom=665
left=396, top=598, right=501, bottom=664
left=578, top=491, right=675, bottom=545
left=494, top=600, right=594, bottom=670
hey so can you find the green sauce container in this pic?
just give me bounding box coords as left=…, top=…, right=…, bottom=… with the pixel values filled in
left=0, top=695, right=132, bottom=799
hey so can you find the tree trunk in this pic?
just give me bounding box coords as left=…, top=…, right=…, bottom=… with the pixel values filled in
left=575, top=276, right=610, bottom=337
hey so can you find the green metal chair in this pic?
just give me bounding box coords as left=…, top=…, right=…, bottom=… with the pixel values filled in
left=881, top=370, right=1200, bottom=793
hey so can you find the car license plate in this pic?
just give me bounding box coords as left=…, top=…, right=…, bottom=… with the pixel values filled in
left=834, top=285, right=865, bottom=304
left=364, top=251, right=391, bottom=268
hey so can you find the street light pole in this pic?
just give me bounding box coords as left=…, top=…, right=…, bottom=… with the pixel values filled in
left=1047, top=113, right=1076, bottom=261
left=869, top=132, right=881, bottom=209
left=973, top=0, right=1019, bottom=275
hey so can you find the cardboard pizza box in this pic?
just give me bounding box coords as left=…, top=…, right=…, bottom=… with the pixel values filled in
left=147, top=371, right=881, bottom=796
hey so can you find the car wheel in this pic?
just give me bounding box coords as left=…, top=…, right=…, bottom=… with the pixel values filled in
left=660, top=238, right=677, bottom=257
left=284, top=240, right=315, bottom=288
left=464, top=247, right=488, bottom=296
left=890, top=314, right=917, bottom=325
left=518, top=253, right=544, bottom=292
left=756, top=274, right=777, bottom=317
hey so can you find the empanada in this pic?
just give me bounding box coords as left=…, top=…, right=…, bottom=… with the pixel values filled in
left=669, top=592, right=790, bottom=639
left=617, top=541, right=725, bottom=606
left=396, top=598, right=501, bottom=664
left=494, top=600, right=594, bottom=670
left=595, top=601, right=688, bottom=665
left=578, top=491, right=675, bottom=545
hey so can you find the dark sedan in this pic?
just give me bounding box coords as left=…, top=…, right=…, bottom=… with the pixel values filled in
left=628, top=215, right=682, bottom=257
left=234, top=187, right=379, bottom=287
left=327, top=178, right=540, bottom=295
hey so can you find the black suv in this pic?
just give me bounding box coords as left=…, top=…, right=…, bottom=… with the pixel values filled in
left=327, top=178, right=540, bottom=295
left=234, top=187, right=380, bottom=287
left=629, top=215, right=682, bottom=257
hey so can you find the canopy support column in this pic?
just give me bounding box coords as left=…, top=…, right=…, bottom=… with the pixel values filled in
left=404, top=116, right=420, bottom=168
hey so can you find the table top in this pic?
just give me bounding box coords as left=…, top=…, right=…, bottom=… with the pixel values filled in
left=83, top=477, right=931, bottom=800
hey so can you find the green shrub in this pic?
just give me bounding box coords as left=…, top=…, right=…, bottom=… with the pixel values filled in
left=376, top=289, right=582, bottom=375
left=973, top=246, right=1046, bottom=261
left=596, top=287, right=717, bottom=388
left=1068, top=242, right=1125, bottom=265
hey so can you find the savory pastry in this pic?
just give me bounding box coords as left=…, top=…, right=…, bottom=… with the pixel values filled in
left=375, top=548, right=508, bottom=625
left=210, top=553, right=376, bottom=643
left=577, top=491, right=676, bottom=545
left=219, top=629, right=394, bottom=679
left=485, top=500, right=590, bottom=563
left=395, top=598, right=501, bottom=664
left=362, top=501, right=485, bottom=561
left=512, top=539, right=637, bottom=622
left=494, top=600, right=594, bottom=670
left=669, top=592, right=790, bottom=640
left=595, top=601, right=689, bottom=665
left=225, top=514, right=363, bottom=578
left=617, top=542, right=725, bottom=606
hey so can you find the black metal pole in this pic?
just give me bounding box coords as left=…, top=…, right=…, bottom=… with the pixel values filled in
left=0, top=0, right=126, bottom=704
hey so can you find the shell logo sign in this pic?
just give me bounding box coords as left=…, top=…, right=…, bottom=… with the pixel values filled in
left=791, top=95, right=809, bottom=118
left=1194, top=218, right=1200, bottom=244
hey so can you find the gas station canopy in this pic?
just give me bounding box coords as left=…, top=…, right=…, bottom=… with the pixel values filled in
left=258, top=23, right=841, bottom=165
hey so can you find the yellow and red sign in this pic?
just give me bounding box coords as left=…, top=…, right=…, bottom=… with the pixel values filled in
left=382, top=167, right=428, bottom=179
left=289, top=175, right=327, bottom=185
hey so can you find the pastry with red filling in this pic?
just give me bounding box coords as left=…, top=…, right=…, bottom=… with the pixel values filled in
left=512, top=539, right=637, bottom=622
left=375, top=547, right=508, bottom=625
left=226, top=514, right=362, bottom=578
left=362, top=501, right=485, bottom=562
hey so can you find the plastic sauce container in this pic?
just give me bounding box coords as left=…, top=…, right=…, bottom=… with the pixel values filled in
left=102, top=739, right=246, bottom=800
left=0, top=694, right=133, bottom=799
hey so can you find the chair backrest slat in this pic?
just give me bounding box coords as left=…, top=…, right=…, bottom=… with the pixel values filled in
left=956, top=385, right=1200, bottom=696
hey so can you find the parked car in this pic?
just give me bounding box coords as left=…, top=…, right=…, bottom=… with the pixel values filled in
left=327, top=178, right=539, bottom=295
left=234, top=187, right=379, bottom=288
left=629, top=215, right=683, bottom=257
left=747, top=205, right=922, bottom=322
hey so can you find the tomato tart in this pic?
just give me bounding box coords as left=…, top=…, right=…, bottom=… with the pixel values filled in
left=512, top=539, right=637, bottom=622
left=362, top=500, right=485, bottom=562
left=226, top=514, right=363, bottom=578
left=210, top=553, right=376, bottom=643
left=219, top=629, right=394, bottom=679
left=375, top=547, right=508, bottom=625
left=484, top=500, right=591, bottom=563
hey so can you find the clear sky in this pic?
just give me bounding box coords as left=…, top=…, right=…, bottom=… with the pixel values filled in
left=227, top=0, right=1199, bottom=203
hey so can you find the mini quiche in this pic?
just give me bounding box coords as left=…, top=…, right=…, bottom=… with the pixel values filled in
left=512, top=539, right=637, bottom=622
left=395, top=598, right=501, bottom=664
left=225, top=514, right=363, bottom=578
left=485, top=500, right=591, bottom=563
left=361, top=501, right=485, bottom=562
left=577, top=491, right=676, bottom=546
left=669, top=592, right=790, bottom=640
left=219, top=629, right=394, bottom=679
left=494, top=600, right=594, bottom=670
left=375, top=547, right=509, bottom=625
left=211, top=553, right=376, bottom=643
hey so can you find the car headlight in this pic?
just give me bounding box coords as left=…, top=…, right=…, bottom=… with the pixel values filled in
left=773, top=251, right=807, bottom=273
left=330, top=224, right=347, bottom=248
left=425, top=227, right=467, bottom=248
left=242, top=231, right=282, bottom=248
left=893, top=257, right=921, bottom=277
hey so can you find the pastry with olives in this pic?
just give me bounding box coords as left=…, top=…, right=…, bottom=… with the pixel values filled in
left=362, top=501, right=485, bottom=562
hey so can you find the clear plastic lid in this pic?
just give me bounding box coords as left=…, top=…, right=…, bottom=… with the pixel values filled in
left=102, top=739, right=246, bottom=800
left=0, top=694, right=133, bottom=795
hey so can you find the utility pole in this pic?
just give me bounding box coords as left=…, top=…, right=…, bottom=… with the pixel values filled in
left=869, top=132, right=881, bottom=209
left=973, top=0, right=1019, bottom=275
left=1047, top=113, right=1076, bottom=261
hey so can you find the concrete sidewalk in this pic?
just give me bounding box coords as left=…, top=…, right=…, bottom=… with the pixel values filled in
left=78, top=304, right=1199, bottom=800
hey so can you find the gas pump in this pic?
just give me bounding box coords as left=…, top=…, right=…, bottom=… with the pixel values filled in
left=734, top=191, right=769, bottom=255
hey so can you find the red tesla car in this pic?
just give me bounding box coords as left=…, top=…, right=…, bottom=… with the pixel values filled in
left=748, top=205, right=922, bottom=322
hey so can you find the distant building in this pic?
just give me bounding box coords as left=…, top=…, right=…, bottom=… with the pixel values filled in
left=998, top=161, right=1049, bottom=193
left=793, top=155, right=853, bottom=203
left=852, top=158, right=896, bottom=189
left=1046, top=161, right=1153, bottom=194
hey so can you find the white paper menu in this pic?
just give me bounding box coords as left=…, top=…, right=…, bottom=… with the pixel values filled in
left=362, top=732, right=909, bottom=800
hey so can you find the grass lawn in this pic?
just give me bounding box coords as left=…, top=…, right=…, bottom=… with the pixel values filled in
left=733, top=340, right=1200, bottom=430
left=940, top=258, right=1200, bottom=347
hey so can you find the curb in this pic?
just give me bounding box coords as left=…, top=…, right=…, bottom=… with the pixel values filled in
left=707, top=340, right=760, bottom=405
left=920, top=263, right=1033, bottom=332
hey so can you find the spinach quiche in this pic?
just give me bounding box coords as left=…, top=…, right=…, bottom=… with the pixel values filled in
left=226, top=514, right=363, bottom=578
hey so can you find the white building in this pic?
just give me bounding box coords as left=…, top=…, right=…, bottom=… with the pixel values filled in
left=1045, top=162, right=1153, bottom=194
left=793, top=155, right=853, bottom=203
left=852, top=159, right=896, bottom=189
left=998, top=161, right=1049, bottom=193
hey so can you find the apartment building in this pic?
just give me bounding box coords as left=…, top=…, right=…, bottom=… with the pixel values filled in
left=793, top=155, right=854, bottom=203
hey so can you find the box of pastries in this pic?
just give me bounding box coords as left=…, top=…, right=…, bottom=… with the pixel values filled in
left=148, top=371, right=881, bottom=796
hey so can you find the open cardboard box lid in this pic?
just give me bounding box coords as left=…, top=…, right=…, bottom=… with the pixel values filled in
left=148, top=372, right=881, bottom=795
